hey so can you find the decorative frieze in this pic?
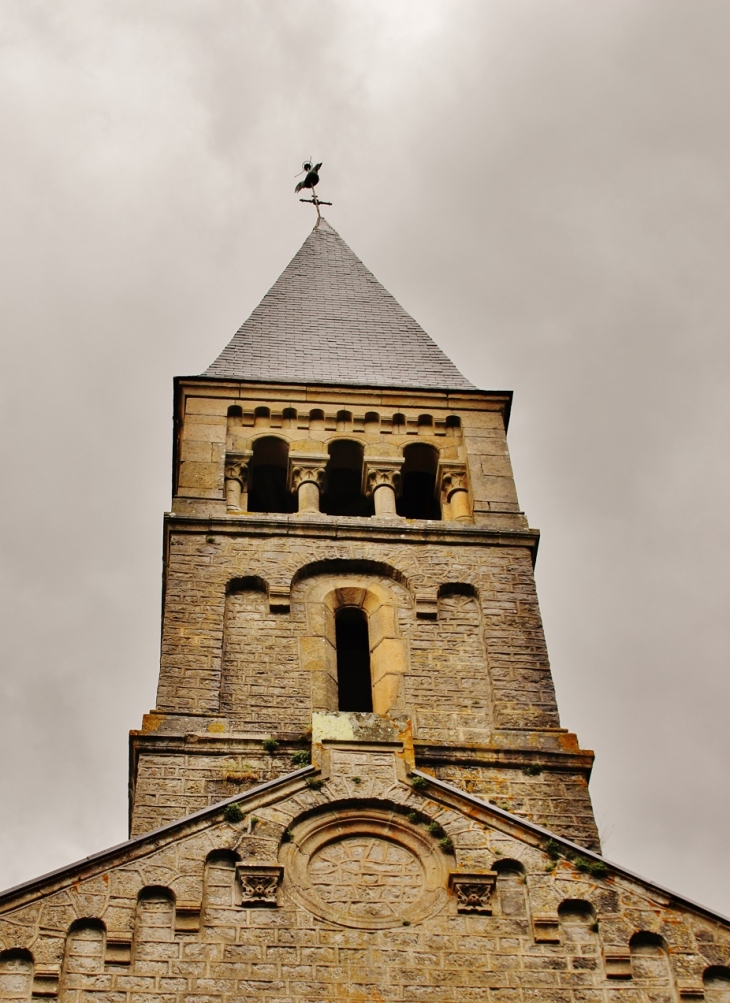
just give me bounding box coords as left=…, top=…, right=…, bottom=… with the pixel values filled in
left=448, top=871, right=497, bottom=913
left=236, top=863, right=284, bottom=907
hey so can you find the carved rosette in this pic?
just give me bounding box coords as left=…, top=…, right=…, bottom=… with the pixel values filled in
left=448, top=871, right=497, bottom=913
left=363, top=458, right=403, bottom=498
left=236, top=864, right=283, bottom=907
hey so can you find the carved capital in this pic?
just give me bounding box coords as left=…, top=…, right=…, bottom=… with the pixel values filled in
left=448, top=871, right=497, bottom=913
left=363, top=458, right=403, bottom=498
left=236, top=864, right=283, bottom=907
left=224, top=451, right=252, bottom=486
left=437, top=461, right=468, bottom=500
left=288, top=454, right=328, bottom=493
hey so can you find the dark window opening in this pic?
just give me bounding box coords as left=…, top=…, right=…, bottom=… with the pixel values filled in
left=248, top=437, right=296, bottom=514
left=322, top=440, right=372, bottom=516
left=397, top=443, right=441, bottom=520
left=336, top=607, right=372, bottom=712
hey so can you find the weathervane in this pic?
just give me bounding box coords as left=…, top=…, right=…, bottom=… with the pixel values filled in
left=295, top=160, right=332, bottom=221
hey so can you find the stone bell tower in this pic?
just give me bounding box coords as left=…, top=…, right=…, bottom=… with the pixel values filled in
left=6, top=215, right=730, bottom=1003
left=130, top=217, right=599, bottom=849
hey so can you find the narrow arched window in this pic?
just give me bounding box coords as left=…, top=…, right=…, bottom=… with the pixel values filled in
left=322, top=440, right=371, bottom=516
left=397, top=443, right=441, bottom=520
left=336, top=607, right=372, bottom=712
left=248, top=437, right=295, bottom=514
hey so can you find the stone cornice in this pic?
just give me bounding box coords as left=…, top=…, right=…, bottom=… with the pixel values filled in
left=163, top=510, right=540, bottom=551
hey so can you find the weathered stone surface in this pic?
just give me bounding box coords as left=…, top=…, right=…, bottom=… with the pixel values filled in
left=6, top=227, right=727, bottom=1003
left=2, top=747, right=729, bottom=1003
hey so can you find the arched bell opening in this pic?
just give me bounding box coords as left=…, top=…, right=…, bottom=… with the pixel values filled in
left=322, top=440, right=371, bottom=516
left=248, top=437, right=295, bottom=514
left=335, top=606, right=373, bottom=712
left=397, top=443, right=441, bottom=520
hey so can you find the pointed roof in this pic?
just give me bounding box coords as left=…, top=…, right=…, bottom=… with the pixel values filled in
left=204, top=219, right=474, bottom=390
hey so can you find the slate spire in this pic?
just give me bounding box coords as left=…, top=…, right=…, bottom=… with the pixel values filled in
left=204, top=219, right=474, bottom=390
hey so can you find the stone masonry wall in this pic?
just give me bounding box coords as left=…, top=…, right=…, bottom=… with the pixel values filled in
left=156, top=534, right=559, bottom=735
left=3, top=747, right=730, bottom=1003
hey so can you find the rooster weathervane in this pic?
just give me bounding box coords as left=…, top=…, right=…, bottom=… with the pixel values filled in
left=295, top=160, right=332, bottom=220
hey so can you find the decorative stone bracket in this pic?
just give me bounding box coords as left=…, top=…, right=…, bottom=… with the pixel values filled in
left=604, top=948, right=632, bottom=980
left=288, top=454, right=329, bottom=513
left=448, top=871, right=497, bottom=913
left=363, top=458, right=404, bottom=516
left=104, top=938, right=132, bottom=967
left=32, top=971, right=60, bottom=997
left=174, top=904, right=202, bottom=934
left=224, top=450, right=252, bottom=512
left=532, top=913, right=560, bottom=943
left=437, top=461, right=470, bottom=522
left=677, top=982, right=705, bottom=1000
left=236, top=863, right=284, bottom=907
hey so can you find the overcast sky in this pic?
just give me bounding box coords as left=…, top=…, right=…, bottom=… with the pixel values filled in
left=0, top=0, right=728, bottom=915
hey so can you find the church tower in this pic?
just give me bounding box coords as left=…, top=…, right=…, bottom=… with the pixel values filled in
left=2, top=217, right=729, bottom=1003
left=130, top=216, right=599, bottom=849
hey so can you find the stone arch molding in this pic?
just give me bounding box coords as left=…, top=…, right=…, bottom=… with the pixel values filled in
left=279, top=805, right=449, bottom=929
left=297, top=571, right=410, bottom=715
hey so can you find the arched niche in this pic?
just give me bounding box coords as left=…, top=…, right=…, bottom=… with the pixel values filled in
left=135, top=887, right=175, bottom=946
left=0, top=950, right=33, bottom=1003
left=321, top=440, right=370, bottom=517
left=253, top=406, right=270, bottom=427
left=220, top=577, right=271, bottom=715
left=226, top=405, right=243, bottom=431
left=296, top=571, right=410, bottom=716
left=629, top=931, right=673, bottom=990
left=248, top=436, right=295, bottom=514
left=336, top=410, right=352, bottom=431
left=705, top=966, right=730, bottom=1003
left=203, top=850, right=240, bottom=920
left=398, top=443, right=441, bottom=520
left=59, top=920, right=106, bottom=998
left=558, top=899, right=597, bottom=944
left=493, top=859, right=527, bottom=918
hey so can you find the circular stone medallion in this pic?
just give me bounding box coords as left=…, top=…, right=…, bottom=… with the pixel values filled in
left=308, top=835, right=424, bottom=924
left=280, top=807, right=448, bottom=929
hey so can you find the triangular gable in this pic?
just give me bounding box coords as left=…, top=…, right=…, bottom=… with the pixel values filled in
left=1, top=745, right=729, bottom=1003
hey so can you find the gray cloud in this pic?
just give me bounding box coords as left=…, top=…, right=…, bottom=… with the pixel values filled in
left=0, top=0, right=728, bottom=913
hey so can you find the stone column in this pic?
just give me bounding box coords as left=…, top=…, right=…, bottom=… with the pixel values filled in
left=288, top=455, right=328, bottom=513
left=364, top=458, right=403, bottom=516
left=224, top=451, right=252, bottom=512
left=438, top=462, right=471, bottom=521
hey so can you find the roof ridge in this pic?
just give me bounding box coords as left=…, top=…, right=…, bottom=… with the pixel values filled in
left=204, top=221, right=475, bottom=390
